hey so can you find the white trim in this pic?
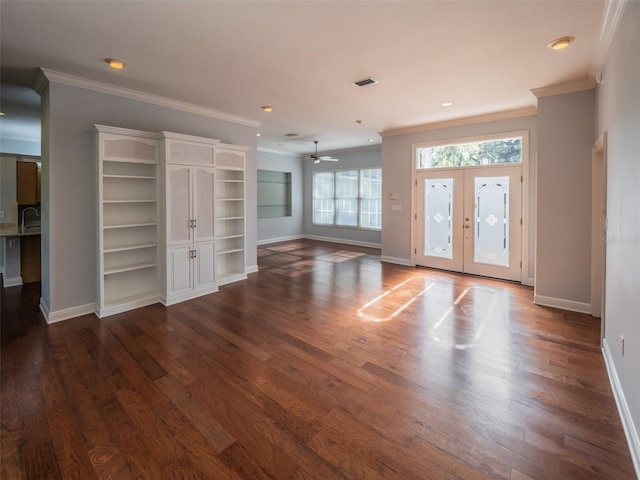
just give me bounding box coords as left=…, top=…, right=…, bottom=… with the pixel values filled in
left=93, top=124, right=160, bottom=139
left=591, top=0, right=629, bottom=76
left=36, top=69, right=261, bottom=128
left=602, top=340, right=640, bottom=478
left=257, top=234, right=305, bottom=246
left=162, top=130, right=220, bottom=145
left=3, top=276, right=22, bottom=287
left=46, top=302, right=95, bottom=324
left=162, top=287, right=218, bottom=307
left=524, top=277, right=535, bottom=287
left=96, top=296, right=161, bottom=318
left=303, top=235, right=381, bottom=250
left=530, top=76, right=596, bottom=99
left=380, top=255, right=413, bottom=266
left=246, top=265, right=259, bottom=274
left=533, top=294, right=591, bottom=314
left=380, top=107, right=536, bottom=138
left=39, top=296, right=50, bottom=322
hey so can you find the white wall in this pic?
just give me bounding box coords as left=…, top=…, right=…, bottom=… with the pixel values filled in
left=303, top=147, right=382, bottom=247
left=596, top=1, right=640, bottom=471
left=256, top=150, right=304, bottom=244
left=41, top=78, right=257, bottom=319
left=381, top=114, right=537, bottom=276
left=535, top=89, right=595, bottom=310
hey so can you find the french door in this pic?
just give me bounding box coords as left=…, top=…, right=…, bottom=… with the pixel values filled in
left=415, top=165, right=522, bottom=281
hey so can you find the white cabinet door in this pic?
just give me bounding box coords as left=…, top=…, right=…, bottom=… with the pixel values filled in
left=166, top=165, right=192, bottom=246
left=193, top=241, right=216, bottom=291
left=193, top=166, right=215, bottom=243
left=167, top=245, right=192, bottom=297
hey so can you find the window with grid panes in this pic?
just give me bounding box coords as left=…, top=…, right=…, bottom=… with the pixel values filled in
left=312, top=168, right=382, bottom=230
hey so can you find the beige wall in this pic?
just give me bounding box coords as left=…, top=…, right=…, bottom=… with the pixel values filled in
left=535, top=89, right=595, bottom=310
left=596, top=1, right=640, bottom=470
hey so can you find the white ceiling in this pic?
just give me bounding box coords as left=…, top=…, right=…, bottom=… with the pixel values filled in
left=0, top=0, right=607, bottom=156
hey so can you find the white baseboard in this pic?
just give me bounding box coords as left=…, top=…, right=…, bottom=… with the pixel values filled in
left=3, top=276, right=22, bottom=287
left=39, top=296, right=50, bottom=321
left=246, top=265, right=259, bottom=274
left=45, top=302, right=95, bottom=324
left=257, top=234, right=304, bottom=246
left=258, top=234, right=381, bottom=250
left=524, top=277, right=535, bottom=287
left=303, top=235, right=381, bottom=249
left=533, top=294, right=591, bottom=314
left=602, top=340, right=640, bottom=478
left=380, top=255, right=413, bottom=266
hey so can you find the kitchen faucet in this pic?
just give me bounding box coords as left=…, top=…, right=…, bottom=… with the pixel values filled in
left=21, top=206, right=40, bottom=231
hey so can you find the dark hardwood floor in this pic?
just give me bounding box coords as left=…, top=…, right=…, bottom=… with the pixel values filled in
left=1, top=240, right=636, bottom=479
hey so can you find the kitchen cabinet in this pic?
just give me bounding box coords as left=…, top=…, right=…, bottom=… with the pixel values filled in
left=162, top=132, right=220, bottom=305
left=94, top=125, right=160, bottom=318
left=20, top=234, right=41, bottom=283
left=17, top=161, right=39, bottom=205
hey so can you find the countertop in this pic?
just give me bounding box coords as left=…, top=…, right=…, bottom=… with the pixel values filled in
left=0, top=222, right=41, bottom=237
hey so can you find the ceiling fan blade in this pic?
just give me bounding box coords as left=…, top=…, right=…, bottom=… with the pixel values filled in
left=320, top=157, right=339, bottom=162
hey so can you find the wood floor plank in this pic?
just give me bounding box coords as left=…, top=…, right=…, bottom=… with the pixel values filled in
left=1, top=240, right=636, bottom=479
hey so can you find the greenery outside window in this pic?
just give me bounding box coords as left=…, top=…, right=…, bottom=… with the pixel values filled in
left=313, top=168, right=381, bottom=230
left=416, top=135, right=523, bottom=169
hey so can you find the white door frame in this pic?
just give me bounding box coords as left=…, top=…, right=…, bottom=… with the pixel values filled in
left=411, top=130, right=530, bottom=285
left=591, top=133, right=607, bottom=341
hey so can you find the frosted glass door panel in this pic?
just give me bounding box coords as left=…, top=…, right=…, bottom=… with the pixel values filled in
left=474, top=176, right=509, bottom=267
left=424, top=179, right=454, bottom=259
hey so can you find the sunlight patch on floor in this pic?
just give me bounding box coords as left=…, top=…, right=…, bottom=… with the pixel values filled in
left=358, top=276, right=436, bottom=323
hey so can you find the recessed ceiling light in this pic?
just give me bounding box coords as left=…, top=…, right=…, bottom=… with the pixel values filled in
left=256, top=133, right=261, bottom=137
left=0, top=112, right=5, bottom=116
left=547, top=36, right=575, bottom=50
left=261, top=105, right=273, bottom=112
left=368, top=139, right=374, bottom=142
left=441, top=102, right=453, bottom=107
left=105, top=58, right=126, bottom=69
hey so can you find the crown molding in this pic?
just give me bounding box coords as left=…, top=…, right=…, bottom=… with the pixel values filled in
left=530, top=76, right=596, bottom=99
left=34, top=68, right=261, bottom=128
left=590, top=0, right=629, bottom=76
left=379, top=107, right=537, bottom=138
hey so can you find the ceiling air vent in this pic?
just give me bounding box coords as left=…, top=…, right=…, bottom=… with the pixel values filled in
left=352, top=77, right=378, bottom=87
left=284, top=133, right=299, bottom=137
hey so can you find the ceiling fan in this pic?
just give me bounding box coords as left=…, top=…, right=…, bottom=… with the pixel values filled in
left=308, top=141, right=339, bottom=164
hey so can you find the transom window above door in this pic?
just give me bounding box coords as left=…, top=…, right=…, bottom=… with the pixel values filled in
left=416, top=134, right=523, bottom=169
